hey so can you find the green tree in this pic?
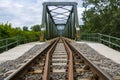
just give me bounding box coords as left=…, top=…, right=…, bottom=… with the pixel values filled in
left=23, top=26, right=28, bottom=31
left=82, top=0, right=120, bottom=37
left=31, top=24, right=41, bottom=32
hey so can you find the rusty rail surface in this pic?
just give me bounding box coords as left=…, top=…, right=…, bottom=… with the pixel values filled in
left=63, top=39, right=74, bottom=80
left=5, top=37, right=114, bottom=80
left=5, top=39, right=59, bottom=80
left=42, top=38, right=58, bottom=80
left=65, top=39, right=114, bottom=80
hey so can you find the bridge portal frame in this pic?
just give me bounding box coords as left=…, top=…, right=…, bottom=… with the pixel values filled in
left=40, top=2, right=80, bottom=41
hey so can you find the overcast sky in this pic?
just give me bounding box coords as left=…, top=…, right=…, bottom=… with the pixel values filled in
left=0, top=0, right=85, bottom=28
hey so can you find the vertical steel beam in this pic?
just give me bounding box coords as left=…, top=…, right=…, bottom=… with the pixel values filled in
left=73, top=12, right=76, bottom=39
left=74, top=4, right=80, bottom=40
left=51, top=21, right=53, bottom=38
left=49, top=17, right=52, bottom=39
left=40, top=4, right=47, bottom=41
left=69, top=16, right=72, bottom=38
left=45, top=10, right=48, bottom=40
left=46, top=7, right=50, bottom=40
left=71, top=13, right=74, bottom=39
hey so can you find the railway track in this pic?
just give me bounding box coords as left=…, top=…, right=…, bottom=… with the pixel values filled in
left=5, top=37, right=114, bottom=80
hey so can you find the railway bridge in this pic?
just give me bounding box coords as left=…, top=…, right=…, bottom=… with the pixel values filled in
left=40, top=2, right=80, bottom=41
left=0, top=2, right=120, bottom=80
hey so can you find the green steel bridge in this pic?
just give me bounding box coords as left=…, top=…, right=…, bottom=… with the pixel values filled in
left=40, top=2, right=80, bottom=41
left=0, top=2, right=119, bottom=52
left=0, top=2, right=120, bottom=80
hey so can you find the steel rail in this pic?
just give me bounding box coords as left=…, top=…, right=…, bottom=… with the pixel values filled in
left=65, top=39, right=114, bottom=80
left=43, top=38, right=74, bottom=80
left=4, top=37, right=114, bottom=80
left=63, top=39, right=74, bottom=80
left=42, top=38, right=59, bottom=80
left=5, top=39, right=58, bottom=80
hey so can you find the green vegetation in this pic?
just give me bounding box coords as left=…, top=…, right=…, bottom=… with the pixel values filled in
left=31, top=24, right=41, bottom=32
left=0, top=23, right=40, bottom=40
left=80, top=0, right=120, bottom=51
left=23, top=26, right=28, bottom=31
left=0, top=23, right=40, bottom=53
left=81, top=0, right=120, bottom=38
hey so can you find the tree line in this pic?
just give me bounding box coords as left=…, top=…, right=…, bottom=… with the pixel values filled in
left=81, top=0, right=120, bottom=38
left=0, top=23, right=41, bottom=40
left=0, top=23, right=41, bottom=52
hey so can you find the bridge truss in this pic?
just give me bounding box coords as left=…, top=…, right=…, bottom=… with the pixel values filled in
left=41, top=2, right=80, bottom=40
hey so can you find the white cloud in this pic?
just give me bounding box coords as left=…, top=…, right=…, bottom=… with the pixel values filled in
left=0, top=0, right=84, bottom=28
left=77, top=7, right=85, bottom=25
